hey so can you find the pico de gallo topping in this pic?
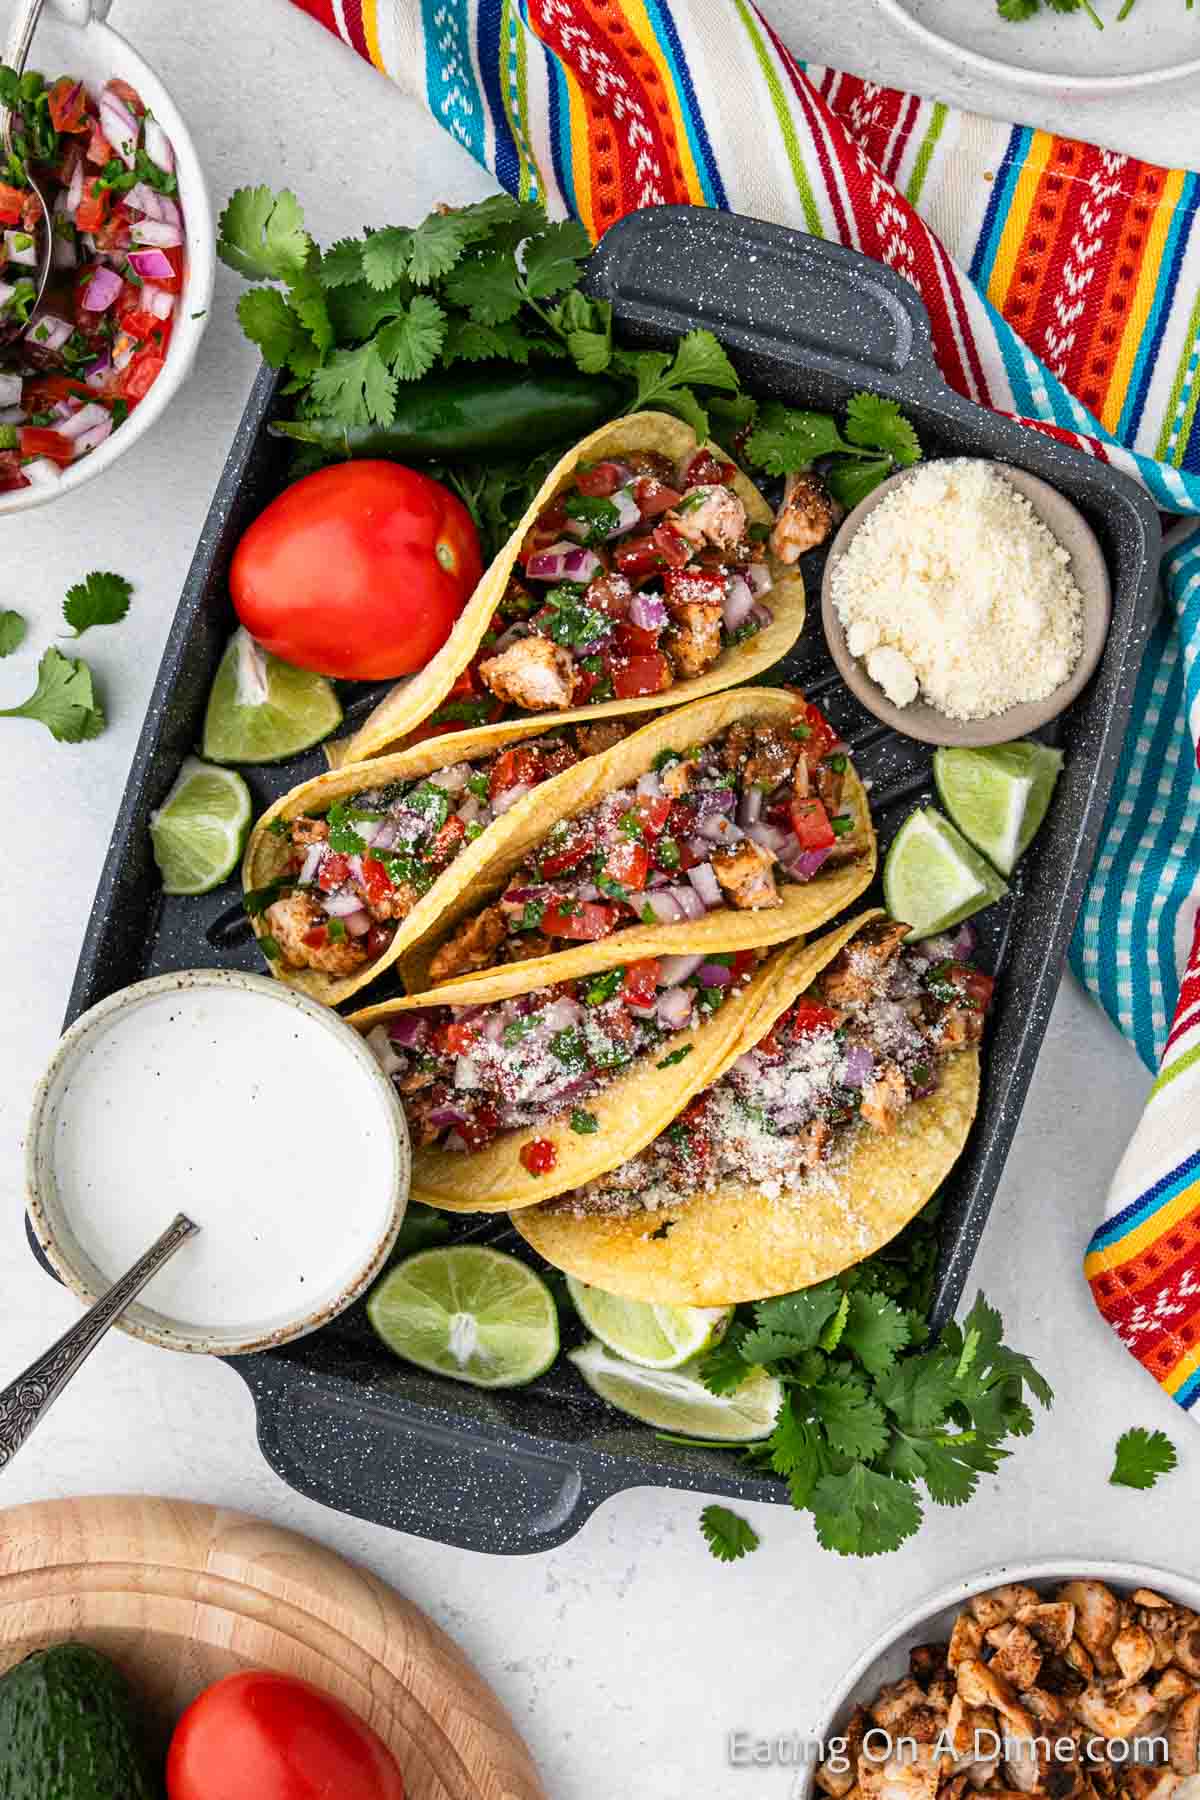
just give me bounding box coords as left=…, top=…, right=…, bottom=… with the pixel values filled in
left=426, top=696, right=867, bottom=984
left=252, top=731, right=594, bottom=978
left=363, top=949, right=764, bottom=1161
left=457, top=449, right=775, bottom=720
left=0, top=66, right=183, bottom=496
left=557, top=920, right=993, bottom=1218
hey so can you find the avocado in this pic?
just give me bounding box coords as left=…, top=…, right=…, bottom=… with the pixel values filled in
left=0, top=1643, right=163, bottom=1799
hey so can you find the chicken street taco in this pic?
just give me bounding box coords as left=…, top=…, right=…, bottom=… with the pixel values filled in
left=401, top=686, right=875, bottom=998
left=241, top=715, right=640, bottom=1006
left=350, top=942, right=795, bottom=1212
left=327, top=411, right=819, bottom=766
left=514, top=911, right=990, bottom=1303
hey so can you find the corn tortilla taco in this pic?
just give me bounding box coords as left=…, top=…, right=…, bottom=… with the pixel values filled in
left=241, top=714, right=637, bottom=1008
left=327, top=411, right=819, bottom=767
left=513, top=911, right=989, bottom=1302
left=350, top=940, right=798, bottom=1213
left=401, top=685, right=875, bottom=998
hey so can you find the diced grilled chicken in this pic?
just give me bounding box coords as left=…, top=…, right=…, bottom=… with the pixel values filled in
left=969, top=1588, right=1044, bottom=1632
left=1016, top=1604, right=1077, bottom=1655
left=264, top=893, right=367, bottom=978
left=427, top=904, right=508, bottom=983
left=288, top=814, right=329, bottom=870
left=661, top=757, right=697, bottom=799
left=1169, top=1694, right=1200, bottom=1775
left=1074, top=1685, right=1158, bottom=1742
left=937, top=1006, right=987, bottom=1052
left=860, top=1750, right=948, bottom=1800
left=870, top=1680, right=932, bottom=1731
left=911, top=1644, right=952, bottom=1690
left=404, top=1090, right=448, bottom=1149
left=743, top=726, right=799, bottom=791
left=820, top=920, right=910, bottom=1006
left=573, top=720, right=631, bottom=757
left=360, top=876, right=420, bottom=924
left=988, top=1625, right=1043, bottom=1693
left=1112, top=1626, right=1156, bottom=1690
left=668, top=484, right=747, bottom=551
left=664, top=599, right=724, bottom=677
left=480, top=635, right=577, bottom=711
left=770, top=470, right=837, bottom=563
left=1154, top=1672, right=1198, bottom=1710
left=956, top=1660, right=1035, bottom=1738
left=859, top=1064, right=909, bottom=1133
left=1059, top=1583, right=1123, bottom=1675
left=949, top=1614, right=986, bottom=1671
left=1120, top=1773, right=1180, bottom=1800
left=1175, top=1623, right=1200, bottom=1680
left=711, top=838, right=781, bottom=909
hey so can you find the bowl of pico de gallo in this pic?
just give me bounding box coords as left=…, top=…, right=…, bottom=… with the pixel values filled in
left=0, top=0, right=213, bottom=513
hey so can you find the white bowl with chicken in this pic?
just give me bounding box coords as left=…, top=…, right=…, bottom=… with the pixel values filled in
left=804, top=1566, right=1200, bottom=1800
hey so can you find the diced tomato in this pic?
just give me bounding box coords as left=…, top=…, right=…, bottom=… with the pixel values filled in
left=117, top=347, right=166, bottom=404
left=21, top=374, right=90, bottom=410
left=754, top=1024, right=785, bottom=1059
left=458, top=1103, right=501, bottom=1152
left=536, top=739, right=578, bottom=779
left=789, top=796, right=836, bottom=851
left=604, top=839, right=650, bottom=892
left=489, top=745, right=541, bottom=802
left=622, top=959, right=661, bottom=1007
left=614, top=620, right=660, bottom=657
left=789, top=999, right=839, bottom=1038
left=519, top=497, right=567, bottom=565
left=940, top=965, right=995, bottom=1011
left=48, top=77, right=90, bottom=133
left=541, top=901, right=619, bottom=941
left=358, top=855, right=394, bottom=908
left=663, top=567, right=727, bottom=608
left=729, top=949, right=758, bottom=984
left=105, top=77, right=146, bottom=116
left=365, top=923, right=393, bottom=961
left=540, top=830, right=593, bottom=879
left=302, top=926, right=328, bottom=950
left=430, top=816, right=467, bottom=862
left=671, top=1094, right=713, bottom=1165
left=0, top=451, right=27, bottom=494
left=612, top=652, right=673, bottom=700
left=118, top=306, right=162, bottom=342
left=632, top=793, right=671, bottom=838
left=316, top=852, right=351, bottom=893
left=650, top=522, right=692, bottom=568
left=75, top=183, right=111, bottom=234
left=587, top=572, right=633, bottom=617
left=0, top=182, right=26, bottom=226
left=156, top=245, right=186, bottom=294
left=575, top=461, right=625, bottom=498
left=633, top=476, right=681, bottom=518
left=685, top=451, right=736, bottom=486
left=520, top=1137, right=558, bottom=1176
left=20, top=428, right=76, bottom=467
left=435, top=1020, right=479, bottom=1056
left=795, top=700, right=840, bottom=766
left=613, top=537, right=665, bottom=581
left=85, top=123, right=114, bottom=165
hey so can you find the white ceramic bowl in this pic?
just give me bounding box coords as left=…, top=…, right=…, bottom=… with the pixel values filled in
left=800, top=1559, right=1200, bottom=1797
left=26, top=970, right=410, bottom=1355
left=0, top=0, right=213, bottom=516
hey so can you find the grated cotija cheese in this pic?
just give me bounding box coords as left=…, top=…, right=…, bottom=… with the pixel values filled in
left=831, top=458, right=1084, bottom=721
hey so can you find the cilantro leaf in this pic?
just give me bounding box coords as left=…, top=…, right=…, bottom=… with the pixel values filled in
left=812, top=1466, right=922, bottom=1557
left=443, top=249, right=524, bottom=324
left=325, top=280, right=411, bottom=344
left=1110, top=1427, right=1178, bottom=1490
left=218, top=186, right=311, bottom=283
left=740, top=1327, right=820, bottom=1366
left=700, top=1504, right=759, bottom=1562
left=844, top=392, right=922, bottom=467
left=308, top=342, right=396, bottom=426
left=361, top=225, right=413, bottom=292
left=441, top=317, right=534, bottom=367
left=407, top=211, right=477, bottom=286
left=376, top=295, right=447, bottom=381
left=666, top=328, right=740, bottom=394
left=320, top=237, right=368, bottom=288
left=521, top=218, right=593, bottom=299
left=0, top=647, right=104, bottom=741
left=766, top=1400, right=826, bottom=1507
left=815, top=1374, right=889, bottom=1461
left=744, top=404, right=852, bottom=474
left=237, top=287, right=312, bottom=372
left=842, top=1291, right=911, bottom=1377
left=288, top=265, right=335, bottom=358
left=997, top=0, right=1039, bottom=15
left=62, top=570, right=133, bottom=637
left=752, top=1285, right=843, bottom=1351
left=874, top=1349, right=960, bottom=1432
left=820, top=1290, right=851, bottom=1352
left=695, top=1324, right=752, bottom=1395
left=549, top=289, right=613, bottom=374
left=825, top=457, right=894, bottom=512
left=894, top=1434, right=987, bottom=1506
left=0, top=610, right=25, bottom=657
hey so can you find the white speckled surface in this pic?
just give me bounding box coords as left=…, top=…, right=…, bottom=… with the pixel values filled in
left=0, top=2, right=1192, bottom=1794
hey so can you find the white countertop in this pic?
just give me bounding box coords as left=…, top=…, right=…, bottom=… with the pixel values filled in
left=1, top=2, right=1194, bottom=1794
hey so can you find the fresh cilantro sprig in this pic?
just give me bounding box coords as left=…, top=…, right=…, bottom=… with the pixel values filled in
left=0, top=647, right=104, bottom=742
left=0, top=610, right=25, bottom=658
left=62, top=571, right=133, bottom=637
left=700, top=1504, right=760, bottom=1562
left=743, top=391, right=922, bottom=510
left=1110, top=1426, right=1177, bottom=1490
left=997, top=0, right=1105, bottom=25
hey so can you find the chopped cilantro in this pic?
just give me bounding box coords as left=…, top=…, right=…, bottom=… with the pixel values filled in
left=550, top=1027, right=587, bottom=1070
left=1110, top=1427, right=1177, bottom=1490
left=563, top=490, right=620, bottom=544
left=655, top=836, right=681, bottom=870
left=407, top=781, right=452, bottom=831
left=503, top=1016, right=536, bottom=1045
left=465, top=821, right=484, bottom=842
left=640, top=903, right=658, bottom=925
left=326, top=917, right=347, bottom=943
left=61, top=570, right=133, bottom=638
left=570, top=1108, right=599, bottom=1134
left=258, top=933, right=281, bottom=961
left=699, top=1505, right=759, bottom=1563
left=618, top=810, right=644, bottom=839
left=521, top=900, right=545, bottom=931
left=584, top=969, right=623, bottom=1005
left=827, top=753, right=848, bottom=773
left=830, top=814, right=854, bottom=837
left=326, top=803, right=367, bottom=854
left=657, top=1045, right=693, bottom=1068
left=652, top=748, right=681, bottom=771
left=540, top=586, right=612, bottom=652
left=467, top=772, right=490, bottom=801
left=243, top=878, right=291, bottom=916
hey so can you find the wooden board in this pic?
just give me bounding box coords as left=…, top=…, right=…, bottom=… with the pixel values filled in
left=0, top=1495, right=547, bottom=1800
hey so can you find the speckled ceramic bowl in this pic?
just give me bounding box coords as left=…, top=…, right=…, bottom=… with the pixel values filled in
left=26, top=970, right=410, bottom=1355
left=821, top=460, right=1113, bottom=749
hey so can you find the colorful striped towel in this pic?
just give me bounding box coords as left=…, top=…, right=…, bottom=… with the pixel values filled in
left=289, top=0, right=1200, bottom=1411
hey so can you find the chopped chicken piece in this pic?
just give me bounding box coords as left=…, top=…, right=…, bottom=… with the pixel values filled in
left=1121, top=1773, right=1180, bottom=1800
left=743, top=725, right=800, bottom=791
left=504, top=931, right=554, bottom=964
left=263, top=893, right=368, bottom=978
left=360, top=875, right=420, bottom=925
left=1020, top=1689, right=1071, bottom=1732
left=860, top=1064, right=909, bottom=1133
left=289, top=814, right=329, bottom=858
left=664, top=599, right=724, bottom=677
left=949, top=1614, right=986, bottom=1670
left=573, top=720, right=631, bottom=757
left=1075, top=1685, right=1157, bottom=1741
left=820, top=919, right=910, bottom=1005
left=945, top=1697, right=996, bottom=1760
left=1169, top=1694, right=1200, bottom=1775
left=404, top=1090, right=446, bottom=1149
left=1154, top=1673, right=1197, bottom=1709
left=937, top=1006, right=987, bottom=1052
left=480, top=635, right=577, bottom=711
left=870, top=1679, right=930, bottom=1731
left=661, top=757, right=697, bottom=799
left=1112, top=1626, right=1156, bottom=1689
left=797, top=1118, right=833, bottom=1167
left=988, top=1625, right=1043, bottom=1692
left=722, top=721, right=753, bottom=769
left=859, top=1749, right=947, bottom=1800
left=770, top=470, right=838, bottom=563
left=1175, top=1624, right=1200, bottom=1680
left=1016, top=1604, right=1077, bottom=1655
left=711, top=838, right=780, bottom=909
left=1059, top=1583, right=1122, bottom=1676
left=969, top=1587, right=1044, bottom=1632
left=1062, top=1639, right=1095, bottom=1685
left=669, top=484, right=747, bottom=551
left=956, top=1660, right=1035, bottom=1738
left=427, top=904, right=508, bottom=982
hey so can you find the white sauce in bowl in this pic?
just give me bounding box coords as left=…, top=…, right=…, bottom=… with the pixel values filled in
left=28, top=972, right=408, bottom=1352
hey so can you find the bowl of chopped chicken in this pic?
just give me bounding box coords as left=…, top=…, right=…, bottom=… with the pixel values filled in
left=806, top=1567, right=1200, bottom=1800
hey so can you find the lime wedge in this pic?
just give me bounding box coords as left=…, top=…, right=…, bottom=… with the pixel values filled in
left=569, top=1338, right=782, bottom=1440
left=150, top=757, right=252, bottom=895
left=202, top=629, right=342, bottom=765
left=367, top=1246, right=559, bottom=1388
left=934, top=741, right=1063, bottom=877
left=883, top=806, right=1009, bottom=940
left=566, top=1275, right=732, bottom=1371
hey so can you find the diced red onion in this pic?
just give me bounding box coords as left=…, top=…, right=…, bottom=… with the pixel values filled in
left=627, top=1000, right=657, bottom=1020
left=772, top=1107, right=811, bottom=1129
left=685, top=862, right=723, bottom=909
left=686, top=835, right=710, bottom=862
left=297, top=843, right=325, bottom=886
left=656, top=986, right=694, bottom=1030
left=746, top=563, right=773, bottom=599
left=541, top=996, right=583, bottom=1033
left=491, top=780, right=533, bottom=816
left=455, top=795, right=485, bottom=829
left=671, top=884, right=708, bottom=921
left=66, top=160, right=84, bottom=215
left=156, top=194, right=182, bottom=231
left=100, top=91, right=139, bottom=167
left=443, top=1131, right=468, bottom=1153
left=644, top=890, right=685, bottom=925
left=526, top=542, right=603, bottom=584
left=0, top=405, right=24, bottom=426
left=693, top=785, right=735, bottom=818
left=130, top=218, right=182, bottom=250
left=606, top=488, right=641, bottom=537
left=722, top=575, right=755, bottom=633
left=733, top=1052, right=759, bottom=1078
left=841, top=1046, right=875, bottom=1089
left=952, top=923, right=977, bottom=959
left=143, top=116, right=175, bottom=175
left=73, top=419, right=114, bottom=453
left=0, top=373, right=21, bottom=408
left=0, top=281, right=14, bottom=308
left=629, top=590, right=667, bottom=631
left=697, top=962, right=732, bottom=988
left=350, top=818, right=386, bottom=849
left=142, top=284, right=175, bottom=321
left=387, top=1014, right=433, bottom=1049
left=737, top=787, right=763, bottom=828
left=912, top=1073, right=941, bottom=1100
left=478, top=1012, right=504, bottom=1045
left=343, top=909, right=371, bottom=938
left=646, top=870, right=670, bottom=889
left=51, top=227, right=76, bottom=273
left=25, top=315, right=73, bottom=351
left=504, top=885, right=552, bottom=905
left=371, top=820, right=400, bottom=852
left=428, top=761, right=473, bottom=793
left=915, top=934, right=956, bottom=961
left=127, top=248, right=173, bottom=282
left=785, top=846, right=833, bottom=882
left=124, top=182, right=164, bottom=220
left=657, top=952, right=705, bottom=985
left=84, top=353, right=112, bottom=390
left=699, top=814, right=744, bottom=847
left=322, top=887, right=367, bottom=918
left=20, top=458, right=61, bottom=488
left=57, top=401, right=111, bottom=441
left=635, top=770, right=663, bottom=799
left=748, top=602, right=773, bottom=629
left=429, top=1103, right=470, bottom=1130
left=574, top=882, right=601, bottom=902
left=4, top=230, right=38, bottom=268
left=746, top=820, right=788, bottom=855
left=50, top=399, right=73, bottom=422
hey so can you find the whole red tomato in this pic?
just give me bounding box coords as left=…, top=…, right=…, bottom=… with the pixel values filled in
left=167, top=1671, right=405, bottom=1800
left=230, top=462, right=483, bottom=680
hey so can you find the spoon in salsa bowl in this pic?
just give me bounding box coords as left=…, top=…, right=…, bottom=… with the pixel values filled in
left=0, top=0, right=54, bottom=350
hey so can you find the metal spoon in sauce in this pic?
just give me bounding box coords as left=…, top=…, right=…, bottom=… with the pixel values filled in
left=0, top=0, right=55, bottom=350
left=0, top=1214, right=199, bottom=1471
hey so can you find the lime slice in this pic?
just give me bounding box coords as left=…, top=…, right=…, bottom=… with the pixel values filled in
left=202, top=629, right=342, bottom=765
left=934, top=741, right=1064, bottom=877
left=566, top=1275, right=732, bottom=1371
left=150, top=757, right=253, bottom=896
left=367, top=1246, right=559, bottom=1388
left=568, top=1337, right=782, bottom=1440
left=883, top=806, right=1009, bottom=940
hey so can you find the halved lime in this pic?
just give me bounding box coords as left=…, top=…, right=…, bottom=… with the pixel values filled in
left=202, top=628, right=342, bottom=765
left=883, top=806, right=1009, bottom=940
left=934, top=741, right=1063, bottom=877
left=367, top=1246, right=559, bottom=1388
left=569, top=1337, right=782, bottom=1440
left=566, top=1275, right=732, bottom=1371
left=150, top=757, right=253, bottom=895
